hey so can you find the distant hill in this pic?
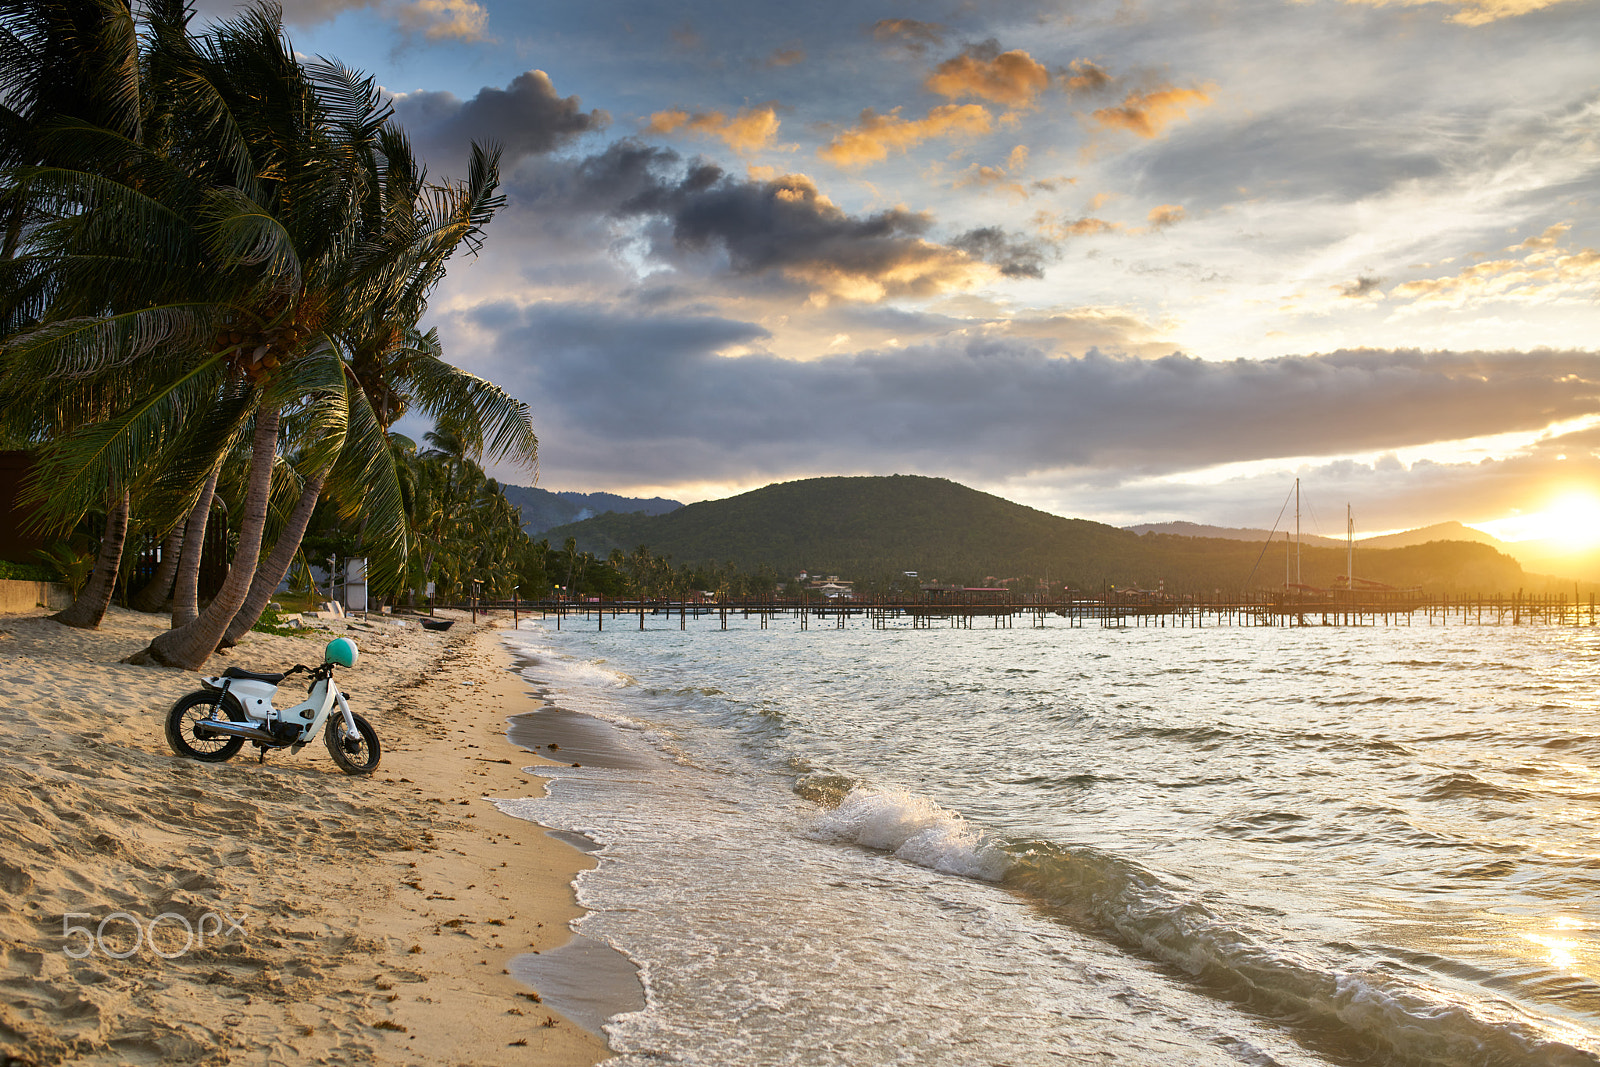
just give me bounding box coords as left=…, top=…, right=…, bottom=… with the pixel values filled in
left=1129, top=517, right=1600, bottom=581
left=545, top=475, right=1537, bottom=595
left=1356, top=521, right=1503, bottom=550
left=499, top=484, right=681, bottom=537
left=1125, top=521, right=1344, bottom=548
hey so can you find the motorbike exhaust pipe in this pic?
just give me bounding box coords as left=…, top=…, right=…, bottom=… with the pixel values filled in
left=194, top=718, right=280, bottom=744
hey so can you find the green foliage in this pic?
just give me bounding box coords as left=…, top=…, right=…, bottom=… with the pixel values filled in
left=0, top=559, right=58, bottom=582
left=250, top=605, right=312, bottom=638
left=31, top=540, right=94, bottom=596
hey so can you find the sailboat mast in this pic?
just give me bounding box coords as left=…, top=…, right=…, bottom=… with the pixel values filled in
left=1295, top=478, right=1302, bottom=587
left=1347, top=504, right=1354, bottom=591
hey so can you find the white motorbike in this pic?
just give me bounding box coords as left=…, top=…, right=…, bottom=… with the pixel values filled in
left=164, top=637, right=380, bottom=774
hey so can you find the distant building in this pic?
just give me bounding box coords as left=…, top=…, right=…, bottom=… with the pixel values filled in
left=806, top=574, right=854, bottom=599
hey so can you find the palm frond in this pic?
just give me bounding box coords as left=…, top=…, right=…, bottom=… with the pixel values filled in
left=19, top=352, right=237, bottom=530
left=1, top=301, right=228, bottom=381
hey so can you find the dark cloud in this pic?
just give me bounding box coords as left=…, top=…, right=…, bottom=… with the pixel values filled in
left=1061, top=59, right=1113, bottom=97
left=391, top=70, right=609, bottom=169
left=460, top=301, right=1600, bottom=490
left=949, top=227, right=1049, bottom=278
left=1339, top=275, right=1384, bottom=298
left=504, top=142, right=1002, bottom=301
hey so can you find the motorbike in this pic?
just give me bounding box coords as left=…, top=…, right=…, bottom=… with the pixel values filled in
left=164, top=636, right=380, bottom=774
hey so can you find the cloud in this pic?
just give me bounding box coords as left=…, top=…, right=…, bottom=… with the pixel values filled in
left=1091, top=85, right=1213, bottom=139
left=871, top=18, right=945, bottom=54
left=1339, top=275, right=1385, bottom=299
left=765, top=46, right=806, bottom=68
left=251, top=0, right=486, bottom=39
left=924, top=43, right=1052, bottom=109
left=462, top=312, right=1600, bottom=491
left=1388, top=223, right=1600, bottom=310
left=1061, top=59, right=1114, bottom=97
left=392, top=0, right=488, bottom=42
left=392, top=70, right=608, bottom=167
left=948, top=227, right=1049, bottom=278
left=1033, top=211, right=1121, bottom=239
left=1145, top=204, right=1185, bottom=230
left=956, top=145, right=1033, bottom=198
left=1337, top=0, right=1583, bottom=25
left=819, top=105, right=993, bottom=167
left=523, top=144, right=997, bottom=304
left=1513, top=223, right=1570, bottom=251
left=645, top=105, right=782, bottom=155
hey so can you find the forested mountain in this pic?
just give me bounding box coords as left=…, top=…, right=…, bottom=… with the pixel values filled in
left=544, top=475, right=1542, bottom=595
left=499, top=484, right=681, bottom=535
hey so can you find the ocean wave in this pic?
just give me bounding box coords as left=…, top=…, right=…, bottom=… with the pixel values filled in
left=1003, top=840, right=1600, bottom=1067
left=804, top=786, right=1011, bottom=882
left=1420, top=772, right=1537, bottom=803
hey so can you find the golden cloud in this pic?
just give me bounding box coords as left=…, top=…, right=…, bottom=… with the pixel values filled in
left=1062, top=59, right=1113, bottom=96
left=1388, top=223, right=1599, bottom=308
left=394, top=0, right=489, bottom=42
left=925, top=48, right=1052, bottom=108
left=647, top=105, right=781, bottom=154
left=788, top=247, right=996, bottom=305
left=1514, top=223, right=1570, bottom=251
left=819, top=104, right=993, bottom=167
left=1033, top=211, right=1121, bottom=240
left=956, top=145, right=1033, bottom=199
left=959, top=165, right=1029, bottom=200
left=1145, top=204, right=1185, bottom=230
left=1091, top=85, right=1212, bottom=138
left=1336, top=0, right=1580, bottom=25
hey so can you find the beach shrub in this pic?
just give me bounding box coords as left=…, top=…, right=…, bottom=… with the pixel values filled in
left=0, top=559, right=56, bottom=582
left=251, top=607, right=313, bottom=638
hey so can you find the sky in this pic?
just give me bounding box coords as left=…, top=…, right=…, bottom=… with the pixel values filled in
left=201, top=0, right=1600, bottom=543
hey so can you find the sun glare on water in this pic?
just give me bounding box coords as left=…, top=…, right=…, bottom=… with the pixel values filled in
left=1477, top=491, right=1600, bottom=550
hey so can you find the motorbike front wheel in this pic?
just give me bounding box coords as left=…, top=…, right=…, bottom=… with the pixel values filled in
left=324, top=712, right=380, bottom=775
left=165, top=690, right=247, bottom=762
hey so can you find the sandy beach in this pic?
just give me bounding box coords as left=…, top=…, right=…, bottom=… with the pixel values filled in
left=0, top=605, right=611, bottom=1066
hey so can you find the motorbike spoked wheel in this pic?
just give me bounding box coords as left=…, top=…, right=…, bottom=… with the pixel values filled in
left=324, top=712, right=380, bottom=775
left=166, top=691, right=247, bottom=763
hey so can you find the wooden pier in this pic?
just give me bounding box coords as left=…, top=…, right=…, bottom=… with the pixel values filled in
left=477, top=590, right=1600, bottom=632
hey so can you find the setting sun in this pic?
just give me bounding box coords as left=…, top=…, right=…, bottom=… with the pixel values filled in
left=1475, top=491, right=1600, bottom=550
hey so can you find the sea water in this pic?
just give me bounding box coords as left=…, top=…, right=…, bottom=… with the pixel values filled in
left=498, top=614, right=1600, bottom=1066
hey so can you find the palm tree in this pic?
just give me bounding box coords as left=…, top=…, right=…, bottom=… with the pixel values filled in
left=0, top=2, right=521, bottom=666
left=2, top=3, right=533, bottom=661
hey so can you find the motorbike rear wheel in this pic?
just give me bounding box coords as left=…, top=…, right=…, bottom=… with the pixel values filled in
left=324, top=712, right=380, bottom=775
left=165, top=690, right=247, bottom=762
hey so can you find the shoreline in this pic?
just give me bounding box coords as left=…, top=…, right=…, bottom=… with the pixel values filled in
left=0, top=606, right=610, bottom=1066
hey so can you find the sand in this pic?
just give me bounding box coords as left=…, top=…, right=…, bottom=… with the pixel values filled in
left=0, top=605, right=611, bottom=1066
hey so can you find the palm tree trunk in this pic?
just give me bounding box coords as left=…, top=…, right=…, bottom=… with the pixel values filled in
left=129, top=520, right=185, bottom=613
left=219, top=465, right=328, bottom=647
left=170, top=461, right=221, bottom=627
left=128, top=406, right=280, bottom=670
left=52, top=489, right=130, bottom=629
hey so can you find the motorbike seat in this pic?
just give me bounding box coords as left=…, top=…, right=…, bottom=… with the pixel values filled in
left=221, top=666, right=288, bottom=684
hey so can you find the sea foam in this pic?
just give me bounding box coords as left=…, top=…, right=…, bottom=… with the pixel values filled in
left=806, top=786, right=1011, bottom=882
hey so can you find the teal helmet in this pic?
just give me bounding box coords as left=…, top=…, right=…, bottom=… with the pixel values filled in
left=324, top=636, right=359, bottom=668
